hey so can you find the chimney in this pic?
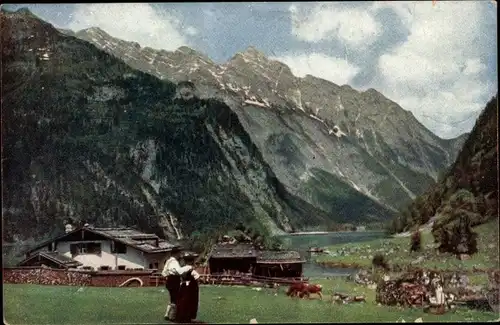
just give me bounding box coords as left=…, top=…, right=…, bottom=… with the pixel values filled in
left=65, top=224, right=74, bottom=233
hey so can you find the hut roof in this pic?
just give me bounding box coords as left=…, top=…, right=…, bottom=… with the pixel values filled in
left=208, top=243, right=258, bottom=259
left=18, top=251, right=82, bottom=268
left=257, top=250, right=305, bottom=264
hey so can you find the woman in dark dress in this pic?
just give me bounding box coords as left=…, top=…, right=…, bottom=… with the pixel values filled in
left=175, top=268, right=200, bottom=323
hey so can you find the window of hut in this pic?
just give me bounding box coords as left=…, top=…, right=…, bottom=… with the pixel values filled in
left=85, top=243, right=102, bottom=255
left=99, top=265, right=110, bottom=271
left=111, top=241, right=127, bottom=254
left=117, top=265, right=126, bottom=270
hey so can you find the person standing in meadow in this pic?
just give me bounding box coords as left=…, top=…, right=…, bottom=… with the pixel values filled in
left=162, top=248, right=194, bottom=321
left=175, top=254, right=201, bottom=323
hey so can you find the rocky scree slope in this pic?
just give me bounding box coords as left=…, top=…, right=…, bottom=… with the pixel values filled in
left=1, top=9, right=337, bottom=243
left=68, top=26, right=467, bottom=218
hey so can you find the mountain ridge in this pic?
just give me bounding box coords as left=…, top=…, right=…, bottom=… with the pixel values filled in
left=61, top=27, right=468, bottom=142
left=66, top=24, right=468, bottom=210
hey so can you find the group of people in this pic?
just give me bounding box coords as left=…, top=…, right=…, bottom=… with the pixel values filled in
left=162, top=248, right=202, bottom=323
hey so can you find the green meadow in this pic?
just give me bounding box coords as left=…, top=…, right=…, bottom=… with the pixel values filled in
left=4, top=277, right=498, bottom=324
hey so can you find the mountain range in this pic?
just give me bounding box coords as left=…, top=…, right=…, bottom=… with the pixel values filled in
left=1, top=9, right=469, bottom=245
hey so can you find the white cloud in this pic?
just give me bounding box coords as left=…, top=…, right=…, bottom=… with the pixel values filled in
left=271, top=53, right=360, bottom=86
left=463, top=58, right=487, bottom=76
left=287, top=1, right=496, bottom=138
left=289, top=3, right=382, bottom=49
left=371, top=1, right=495, bottom=138
left=67, top=4, right=192, bottom=51
left=184, top=26, right=198, bottom=36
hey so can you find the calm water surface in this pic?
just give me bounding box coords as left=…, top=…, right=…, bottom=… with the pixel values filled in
left=278, top=231, right=386, bottom=278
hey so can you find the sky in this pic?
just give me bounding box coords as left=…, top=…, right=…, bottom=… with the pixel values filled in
left=4, top=2, right=498, bottom=139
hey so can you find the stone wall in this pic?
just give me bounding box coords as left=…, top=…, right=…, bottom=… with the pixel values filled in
left=3, top=267, right=91, bottom=286
left=3, top=267, right=155, bottom=287
left=90, top=271, right=154, bottom=287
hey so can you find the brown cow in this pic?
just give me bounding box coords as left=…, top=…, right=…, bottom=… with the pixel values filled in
left=286, top=282, right=305, bottom=297
left=287, top=283, right=323, bottom=300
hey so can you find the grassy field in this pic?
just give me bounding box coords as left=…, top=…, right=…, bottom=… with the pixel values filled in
left=4, top=278, right=499, bottom=324
left=315, top=220, right=499, bottom=276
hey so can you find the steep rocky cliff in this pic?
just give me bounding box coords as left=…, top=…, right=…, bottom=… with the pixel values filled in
left=68, top=26, right=467, bottom=217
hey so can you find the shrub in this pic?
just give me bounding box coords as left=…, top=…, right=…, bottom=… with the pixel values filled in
left=432, top=213, right=478, bottom=256
left=372, top=253, right=389, bottom=270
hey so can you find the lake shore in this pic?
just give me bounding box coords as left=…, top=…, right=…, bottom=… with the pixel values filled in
left=285, top=230, right=385, bottom=236
left=286, top=231, right=331, bottom=236
left=313, top=220, right=499, bottom=277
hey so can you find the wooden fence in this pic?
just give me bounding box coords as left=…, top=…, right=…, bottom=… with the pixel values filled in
left=4, top=267, right=308, bottom=288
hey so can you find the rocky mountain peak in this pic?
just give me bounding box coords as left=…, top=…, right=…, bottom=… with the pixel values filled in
left=14, top=7, right=35, bottom=16
left=175, top=45, right=214, bottom=63
left=78, top=26, right=108, bottom=36
left=242, top=46, right=267, bottom=59
left=363, top=88, right=382, bottom=97
left=226, top=46, right=274, bottom=70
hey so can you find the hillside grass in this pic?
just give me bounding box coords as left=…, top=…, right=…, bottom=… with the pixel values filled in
left=4, top=279, right=498, bottom=324
left=315, top=220, right=499, bottom=279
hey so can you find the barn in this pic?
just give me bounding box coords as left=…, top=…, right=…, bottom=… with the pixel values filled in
left=207, top=243, right=257, bottom=274
left=254, top=250, right=305, bottom=278
left=207, top=243, right=305, bottom=278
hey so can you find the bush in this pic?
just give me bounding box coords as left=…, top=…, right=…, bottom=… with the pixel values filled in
left=372, top=253, right=389, bottom=270
left=432, top=213, right=478, bottom=256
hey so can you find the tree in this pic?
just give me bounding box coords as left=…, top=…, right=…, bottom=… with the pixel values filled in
left=432, top=213, right=478, bottom=256
left=372, top=253, right=389, bottom=271
left=452, top=214, right=478, bottom=256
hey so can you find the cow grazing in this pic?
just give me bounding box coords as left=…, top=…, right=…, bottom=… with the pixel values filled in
left=286, top=282, right=305, bottom=297
left=287, top=283, right=323, bottom=300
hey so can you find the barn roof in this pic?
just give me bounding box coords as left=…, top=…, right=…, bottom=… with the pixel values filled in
left=18, top=251, right=82, bottom=268
left=25, top=226, right=180, bottom=255
left=257, top=250, right=305, bottom=264
left=208, top=243, right=258, bottom=259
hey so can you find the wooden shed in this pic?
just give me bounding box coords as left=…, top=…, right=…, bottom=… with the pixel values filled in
left=207, top=243, right=258, bottom=274
left=254, top=250, right=305, bottom=278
